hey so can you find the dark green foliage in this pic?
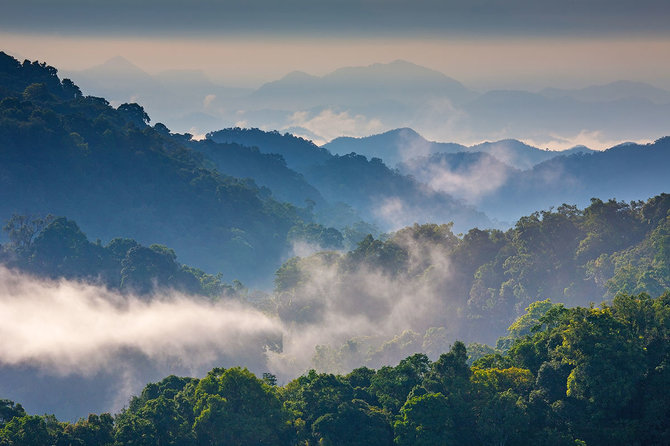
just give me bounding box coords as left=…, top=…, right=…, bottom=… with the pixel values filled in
left=0, top=401, right=25, bottom=427
left=312, top=399, right=392, bottom=446
left=3, top=292, right=668, bottom=445
left=29, top=217, right=113, bottom=280
left=344, top=234, right=409, bottom=276
left=275, top=194, right=670, bottom=344
left=423, top=342, right=471, bottom=395
left=115, top=375, right=197, bottom=446
left=281, top=370, right=356, bottom=443
left=394, top=392, right=454, bottom=446
left=59, top=413, right=114, bottom=446
left=287, top=222, right=344, bottom=250
left=2, top=214, right=54, bottom=254
left=369, top=353, right=430, bottom=414
left=116, top=103, right=150, bottom=128
left=120, top=245, right=200, bottom=294
left=0, top=415, right=52, bottom=446
left=0, top=52, right=307, bottom=284
left=187, top=137, right=326, bottom=209
left=192, top=367, right=291, bottom=446
left=206, top=127, right=331, bottom=172
left=0, top=214, right=234, bottom=297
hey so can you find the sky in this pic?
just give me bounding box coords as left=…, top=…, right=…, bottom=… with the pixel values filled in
left=2, top=0, right=670, bottom=90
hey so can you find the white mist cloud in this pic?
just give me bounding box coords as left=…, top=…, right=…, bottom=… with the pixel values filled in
left=203, top=94, right=216, bottom=108
left=268, top=230, right=462, bottom=376
left=397, top=128, right=433, bottom=161
left=373, top=197, right=411, bottom=231
left=521, top=130, right=655, bottom=151
left=289, top=240, right=329, bottom=258
left=287, top=109, right=384, bottom=145
left=188, top=128, right=208, bottom=140
left=401, top=154, right=513, bottom=204
left=426, top=156, right=510, bottom=202
left=0, top=229, right=468, bottom=416
left=0, top=267, right=281, bottom=376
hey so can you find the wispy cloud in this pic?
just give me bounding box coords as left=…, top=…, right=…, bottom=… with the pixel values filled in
left=0, top=227, right=471, bottom=416
left=521, top=130, right=655, bottom=151
left=406, top=155, right=513, bottom=203
left=287, top=109, right=384, bottom=145
left=0, top=267, right=282, bottom=376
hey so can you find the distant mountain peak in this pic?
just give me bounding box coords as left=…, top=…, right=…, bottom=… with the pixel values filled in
left=382, top=127, right=423, bottom=138
left=280, top=70, right=317, bottom=81
left=100, top=55, right=144, bottom=71
left=104, top=55, right=135, bottom=65
left=327, top=59, right=463, bottom=83
left=327, top=127, right=424, bottom=145
left=563, top=144, right=594, bottom=154
left=366, top=59, right=435, bottom=71
left=78, top=55, right=150, bottom=78
left=253, top=70, right=318, bottom=93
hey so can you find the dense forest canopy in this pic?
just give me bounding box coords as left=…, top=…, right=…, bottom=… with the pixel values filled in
left=273, top=194, right=670, bottom=349
left=0, top=192, right=667, bottom=421
left=1, top=291, right=668, bottom=445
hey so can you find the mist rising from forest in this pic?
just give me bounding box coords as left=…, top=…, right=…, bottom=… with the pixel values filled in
left=0, top=229, right=464, bottom=415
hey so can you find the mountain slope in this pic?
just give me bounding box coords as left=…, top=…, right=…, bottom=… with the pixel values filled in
left=478, top=138, right=670, bottom=221
left=65, top=56, right=251, bottom=134
left=397, top=152, right=520, bottom=204
left=206, top=127, right=331, bottom=171
left=325, top=127, right=593, bottom=169
left=185, top=138, right=326, bottom=207
left=248, top=60, right=475, bottom=109
left=0, top=52, right=306, bottom=283
left=302, top=153, right=492, bottom=231
left=206, top=128, right=492, bottom=232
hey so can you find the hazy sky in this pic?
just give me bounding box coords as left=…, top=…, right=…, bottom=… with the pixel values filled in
left=2, top=0, right=670, bottom=89
left=2, top=1, right=669, bottom=38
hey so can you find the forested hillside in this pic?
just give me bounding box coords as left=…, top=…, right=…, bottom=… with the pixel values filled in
left=478, top=138, right=670, bottom=221
left=1, top=291, right=668, bottom=445
left=208, top=125, right=670, bottom=230
left=274, top=193, right=670, bottom=357
left=187, top=138, right=326, bottom=208
left=0, top=215, right=235, bottom=297
left=0, top=52, right=344, bottom=284
left=206, top=128, right=492, bottom=232
left=326, top=128, right=670, bottom=225
left=325, top=127, right=592, bottom=169
left=206, top=128, right=331, bottom=171
left=1, top=194, right=667, bottom=420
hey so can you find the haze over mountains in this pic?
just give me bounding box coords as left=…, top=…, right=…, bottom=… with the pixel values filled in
left=325, top=127, right=596, bottom=169
left=1, top=49, right=669, bottom=428
left=207, top=125, right=670, bottom=226
left=65, top=57, right=670, bottom=148
left=61, top=54, right=670, bottom=227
